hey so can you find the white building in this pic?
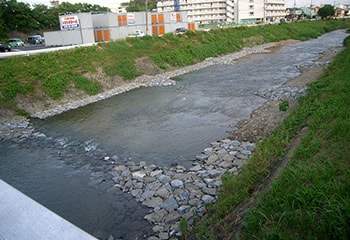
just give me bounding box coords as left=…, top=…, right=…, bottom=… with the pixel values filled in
left=157, top=0, right=285, bottom=24
left=158, top=0, right=228, bottom=24
left=236, top=0, right=264, bottom=24
left=44, top=12, right=197, bottom=46
left=265, top=0, right=286, bottom=23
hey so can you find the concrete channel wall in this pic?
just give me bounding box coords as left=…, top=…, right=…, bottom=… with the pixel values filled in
left=0, top=179, right=96, bottom=240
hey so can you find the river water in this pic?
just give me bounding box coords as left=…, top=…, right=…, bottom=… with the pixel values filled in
left=0, top=30, right=348, bottom=239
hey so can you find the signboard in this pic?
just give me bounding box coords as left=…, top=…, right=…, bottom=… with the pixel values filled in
left=60, top=15, right=80, bottom=30
left=127, top=13, right=135, bottom=25
left=171, top=12, right=177, bottom=21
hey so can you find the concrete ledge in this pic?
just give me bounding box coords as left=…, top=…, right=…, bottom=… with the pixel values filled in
left=0, top=179, right=97, bottom=240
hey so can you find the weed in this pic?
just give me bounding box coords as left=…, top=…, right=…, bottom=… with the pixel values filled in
left=279, top=100, right=289, bottom=112
left=180, top=218, right=189, bottom=239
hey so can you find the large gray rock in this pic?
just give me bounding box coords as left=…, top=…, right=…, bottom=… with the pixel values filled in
left=161, top=195, right=179, bottom=211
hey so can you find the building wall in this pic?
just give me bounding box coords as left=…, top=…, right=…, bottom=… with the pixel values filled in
left=44, top=11, right=195, bottom=46
left=157, top=0, right=227, bottom=24
left=157, top=0, right=271, bottom=24
left=45, top=13, right=95, bottom=46
left=237, top=0, right=264, bottom=24
left=265, top=0, right=286, bottom=23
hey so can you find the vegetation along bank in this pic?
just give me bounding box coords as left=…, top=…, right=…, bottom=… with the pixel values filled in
left=1, top=19, right=350, bottom=120
left=190, top=31, right=350, bottom=239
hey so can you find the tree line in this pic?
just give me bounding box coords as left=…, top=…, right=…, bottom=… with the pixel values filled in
left=0, top=0, right=158, bottom=40
left=0, top=0, right=110, bottom=39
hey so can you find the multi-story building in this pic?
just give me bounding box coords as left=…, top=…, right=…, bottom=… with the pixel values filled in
left=236, top=0, right=264, bottom=24
left=157, top=0, right=228, bottom=24
left=265, top=0, right=286, bottom=23
left=157, top=0, right=285, bottom=24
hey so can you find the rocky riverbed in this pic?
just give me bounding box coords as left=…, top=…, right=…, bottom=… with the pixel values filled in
left=0, top=40, right=340, bottom=240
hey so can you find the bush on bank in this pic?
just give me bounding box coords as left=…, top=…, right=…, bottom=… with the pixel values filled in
left=191, top=34, right=350, bottom=239
left=0, top=19, right=350, bottom=114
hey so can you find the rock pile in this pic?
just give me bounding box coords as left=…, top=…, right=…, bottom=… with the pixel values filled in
left=256, top=86, right=308, bottom=101
left=111, top=139, right=255, bottom=239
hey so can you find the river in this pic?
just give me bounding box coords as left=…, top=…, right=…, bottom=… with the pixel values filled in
left=0, top=30, right=348, bottom=239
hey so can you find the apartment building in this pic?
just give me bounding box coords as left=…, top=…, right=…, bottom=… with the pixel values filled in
left=157, top=0, right=228, bottom=24
left=265, top=0, right=286, bottom=23
left=157, top=0, right=285, bottom=24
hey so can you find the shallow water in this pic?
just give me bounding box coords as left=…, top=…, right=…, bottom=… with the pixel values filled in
left=0, top=30, right=348, bottom=239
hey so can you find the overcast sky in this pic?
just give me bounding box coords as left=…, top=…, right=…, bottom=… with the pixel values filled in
left=18, top=0, right=349, bottom=9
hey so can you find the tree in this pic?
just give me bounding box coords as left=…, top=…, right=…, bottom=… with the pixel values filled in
left=0, top=0, right=38, bottom=33
left=126, top=0, right=157, bottom=12
left=0, top=0, right=111, bottom=37
left=318, top=4, right=335, bottom=19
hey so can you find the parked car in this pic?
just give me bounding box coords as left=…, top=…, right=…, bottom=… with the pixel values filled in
left=175, top=27, right=187, bottom=35
left=0, top=42, right=11, bottom=52
left=28, top=35, right=43, bottom=44
left=128, top=30, right=145, bottom=38
left=9, top=38, right=25, bottom=47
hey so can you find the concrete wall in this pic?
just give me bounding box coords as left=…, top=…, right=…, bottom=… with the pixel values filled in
left=0, top=179, right=97, bottom=240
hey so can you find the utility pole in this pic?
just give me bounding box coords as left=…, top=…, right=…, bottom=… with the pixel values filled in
left=145, top=0, right=148, bottom=35
left=263, top=0, right=266, bottom=23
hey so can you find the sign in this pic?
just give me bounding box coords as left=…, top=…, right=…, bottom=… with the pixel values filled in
left=60, top=15, right=80, bottom=30
left=171, top=12, right=177, bottom=21
left=127, top=13, right=135, bottom=25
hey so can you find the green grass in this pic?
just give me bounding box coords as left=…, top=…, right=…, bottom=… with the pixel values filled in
left=240, top=36, right=350, bottom=239
left=192, top=35, right=350, bottom=239
left=0, top=19, right=350, bottom=114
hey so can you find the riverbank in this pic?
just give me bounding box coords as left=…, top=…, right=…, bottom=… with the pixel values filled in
left=0, top=35, right=343, bottom=239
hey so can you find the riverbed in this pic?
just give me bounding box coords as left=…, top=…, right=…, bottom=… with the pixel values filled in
left=0, top=30, right=348, bottom=239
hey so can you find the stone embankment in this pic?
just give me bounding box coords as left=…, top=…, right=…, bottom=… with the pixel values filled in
left=0, top=42, right=315, bottom=240
left=111, top=139, right=254, bottom=239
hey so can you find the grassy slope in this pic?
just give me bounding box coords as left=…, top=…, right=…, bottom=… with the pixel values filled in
left=1, top=20, right=350, bottom=116
left=240, top=35, right=350, bottom=240
left=192, top=34, right=350, bottom=239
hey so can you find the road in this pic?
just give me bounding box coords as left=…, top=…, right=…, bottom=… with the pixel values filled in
left=0, top=43, right=95, bottom=60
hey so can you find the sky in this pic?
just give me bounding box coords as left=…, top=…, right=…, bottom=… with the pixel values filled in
left=18, top=0, right=350, bottom=9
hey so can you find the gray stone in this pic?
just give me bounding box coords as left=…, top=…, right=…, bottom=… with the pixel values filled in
left=155, top=188, right=170, bottom=199
left=130, top=189, right=143, bottom=198
left=202, top=195, right=216, bottom=204
left=177, top=205, right=191, bottom=214
left=162, top=195, right=179, bottom=211
left=188, top=198, right=201, bottom=206
left=195, top=154, right=208, bottom=161
left=158, top=174, right=171, bottom=183
left=132, top=171, right=146, bottom=180
left=150, top=170, right=163, bottom=177
left=202, top=187, right=217, bottom=196
left=159, top=232, right=169, bottom=240
left=170, top=179, right=183, bottom=189
left=189, top=164, right=202, bottom=171
left=219, top=160, right=233, bottom=168
left=207, top=169, right=222, bottom=178
left=144, top=209, right=167, bottom=223
left=164, top=210, right=180, bottom=224
left=206, top=154, right=218, bottom=164
left=233, top=159, right=245, bottom=167
left=142, top=197, right=163, bottom=208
